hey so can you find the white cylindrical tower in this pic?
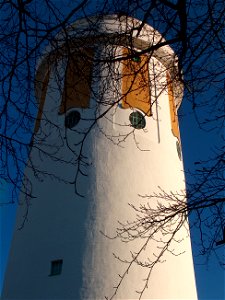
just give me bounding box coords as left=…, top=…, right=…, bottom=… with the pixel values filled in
left=2, top=15, right=197, bottom=299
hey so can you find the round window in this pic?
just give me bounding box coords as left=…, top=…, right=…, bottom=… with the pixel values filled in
left=129, top=111, right=146, bottom=129
left=65, top=110, right=81, bottom=129
left=132, top=56, right=141, bottom=63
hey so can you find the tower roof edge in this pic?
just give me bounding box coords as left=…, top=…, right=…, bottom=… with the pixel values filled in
left=36, top=15, right=183, bottom=109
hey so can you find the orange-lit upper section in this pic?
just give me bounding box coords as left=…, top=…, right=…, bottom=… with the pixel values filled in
left=34, top=16, right=183, bottom=136
left=167, top=72, right=180, bottom=141
left=121, top=48, right=151, bottom=116
left=59, top=48, right=94, bottom=114
left=34, top=69, right=50, bottom=134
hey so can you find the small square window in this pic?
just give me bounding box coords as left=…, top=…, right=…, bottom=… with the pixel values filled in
left=50, top=259, right=63, bottom=276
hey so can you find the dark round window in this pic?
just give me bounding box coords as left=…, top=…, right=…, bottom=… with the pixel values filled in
left=65, top=110, right=81, bottom=129
left=129, top=111, right=146, bottom=129
left=132, top=56, right=141, bottom=63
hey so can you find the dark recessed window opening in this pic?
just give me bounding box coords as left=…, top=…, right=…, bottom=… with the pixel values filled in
left=176, top=140, right=182, bottom=160
left=50, top=259, right=63, bottom=276
left=65, top=110, right=81, bottom=129
left=132, top=56, right=141, bottom=63
left=59, top=48, right=94, bottom=115
left=129, top=111, right=146, bottom=129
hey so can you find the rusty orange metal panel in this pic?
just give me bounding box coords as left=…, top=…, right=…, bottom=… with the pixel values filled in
left=34, top=69, right=50, bottom=134
left=167, top=72, right=180, bottom=141
left=121, top=48, right=151, bottom=116
left=59, top=48, right=94, bottom=114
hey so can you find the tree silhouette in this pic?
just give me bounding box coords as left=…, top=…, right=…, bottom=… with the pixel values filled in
left=0, top=0, right=224, bottom=298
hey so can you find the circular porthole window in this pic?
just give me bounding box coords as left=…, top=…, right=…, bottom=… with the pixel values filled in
left=65, top=110, right=81, bottom=129
left=129, top=111, right=146, bottom=129
left=132, top=56, right=141, bottom=63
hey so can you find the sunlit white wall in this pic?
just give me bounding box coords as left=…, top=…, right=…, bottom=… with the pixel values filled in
left=2, top=16, right=197, bottom=300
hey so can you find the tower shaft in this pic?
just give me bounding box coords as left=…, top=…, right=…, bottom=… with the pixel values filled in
left=2, top=15, right=197, bottom=300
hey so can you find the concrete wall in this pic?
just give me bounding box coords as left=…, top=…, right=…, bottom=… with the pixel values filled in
left=2, top=16, right=197, bottom=300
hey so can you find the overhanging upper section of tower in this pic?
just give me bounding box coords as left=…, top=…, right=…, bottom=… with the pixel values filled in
left=35, top=14, right=183, bottom=111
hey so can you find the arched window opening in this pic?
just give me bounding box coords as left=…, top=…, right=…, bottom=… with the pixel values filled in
left=167, top=72, right=180, bottom=142
left=121, top=48, right=151, bottom=116
left=59, top=48, right=94, bottom=114
left=34, top=68, right=50, bottom=134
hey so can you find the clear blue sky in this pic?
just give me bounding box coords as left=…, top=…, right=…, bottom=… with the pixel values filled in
left=179, top=99, right=225, bottom=300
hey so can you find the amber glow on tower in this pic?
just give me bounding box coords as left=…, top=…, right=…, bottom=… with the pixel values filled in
left=121, top=48, right=151, bottom=116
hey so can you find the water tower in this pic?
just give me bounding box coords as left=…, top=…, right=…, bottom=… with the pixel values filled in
left=2, top=15, right=197, bottom=299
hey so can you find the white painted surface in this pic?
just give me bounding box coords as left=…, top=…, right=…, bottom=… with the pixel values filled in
left=2, top=16, right=197, bottom=300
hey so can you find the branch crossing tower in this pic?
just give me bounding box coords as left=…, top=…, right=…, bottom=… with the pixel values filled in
left=2, top=15, right=197, bottom=300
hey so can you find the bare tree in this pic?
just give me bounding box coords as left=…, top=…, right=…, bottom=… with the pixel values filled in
left=0, top=0, right=224, bottom=298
